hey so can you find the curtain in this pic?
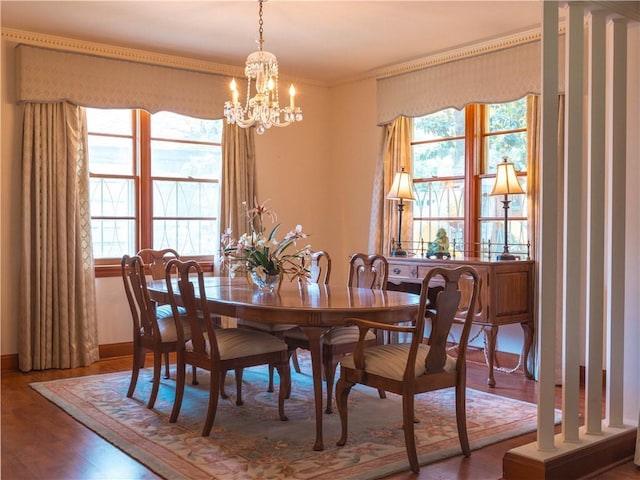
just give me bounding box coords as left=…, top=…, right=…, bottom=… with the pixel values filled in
left=219, top=123, right=256, bottom=328
left=220, top=123, right=257, bottom=254
left=19, top=102, right=99, bottom=372
left=368, top=117, right=413, bottom=255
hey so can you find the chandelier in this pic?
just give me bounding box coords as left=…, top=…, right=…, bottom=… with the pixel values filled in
left=223, top=0, right=303, bottom=135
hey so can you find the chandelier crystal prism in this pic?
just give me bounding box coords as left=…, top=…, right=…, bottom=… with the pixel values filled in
left=223, top=0, right=303, bottom=135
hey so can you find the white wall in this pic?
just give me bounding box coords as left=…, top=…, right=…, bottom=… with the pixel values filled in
left=1, top=37, right=24, bottom=355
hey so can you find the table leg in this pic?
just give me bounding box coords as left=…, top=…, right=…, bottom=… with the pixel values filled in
left=485, top=326, right=498, bottom=387
left=301, top=326, right=326, bottom=451
left=521, top=321, right=534, bottom=379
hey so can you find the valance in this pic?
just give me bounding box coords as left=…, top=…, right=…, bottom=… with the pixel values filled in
left=376, top=38, right=566, bottom=125
left=15, top=44, right=231, bottom=119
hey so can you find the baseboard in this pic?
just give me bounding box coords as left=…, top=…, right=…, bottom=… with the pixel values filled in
left=1, top=342, right=134, bottom=372
left=1, top=354, right=18, bottom=371
left=503, top=425, right=637, bottom=479
left=98, top=342, right=133, bottom=359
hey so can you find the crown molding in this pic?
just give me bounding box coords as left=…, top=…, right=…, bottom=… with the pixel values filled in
left=2, top=24, right=573, bottom=88
left=1, top=27, right=326, bottom=87
left=1, top=27, right=242, bottom=77
left=370, top=27, right=545, bottom=82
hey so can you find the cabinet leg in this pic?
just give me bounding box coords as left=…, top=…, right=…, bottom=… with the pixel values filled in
left=521, top=321, right=534, bottom=379
left=485, top=326, right=498, bottom=387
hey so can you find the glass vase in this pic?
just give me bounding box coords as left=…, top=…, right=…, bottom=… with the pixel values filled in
left=250, top=270, right=281, bottom=292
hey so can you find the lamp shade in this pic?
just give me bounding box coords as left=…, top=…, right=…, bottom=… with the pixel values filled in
left=491, top=157, right=524, bottom=196
left=387, top=168, right=417, bottom=201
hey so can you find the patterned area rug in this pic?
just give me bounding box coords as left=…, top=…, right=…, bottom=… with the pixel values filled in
left=31, top=356, right=550, bottom=480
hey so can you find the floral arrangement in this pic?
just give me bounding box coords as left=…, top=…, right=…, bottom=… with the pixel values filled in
left=220, top=198, right=311, bottom=285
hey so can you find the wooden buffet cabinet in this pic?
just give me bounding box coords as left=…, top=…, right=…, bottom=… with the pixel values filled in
left=386, top=256, right=535, bottom=386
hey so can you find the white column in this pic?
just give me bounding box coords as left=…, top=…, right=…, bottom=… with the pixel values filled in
left=562, top=1, right=585, bottom=444
left=537, top=0, right=560, bottom=452
left=585, top=10, right=607, bottom=436
left=605, top=17, right=627, bottom=429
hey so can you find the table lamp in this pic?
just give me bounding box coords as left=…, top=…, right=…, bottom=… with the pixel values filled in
left=387, top=167, right=417, bottom=257
left=490, top=157, right=524, bottom=260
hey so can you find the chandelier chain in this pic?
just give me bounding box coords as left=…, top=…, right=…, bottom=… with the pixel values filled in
left=258, top=0, right=264, bottom=51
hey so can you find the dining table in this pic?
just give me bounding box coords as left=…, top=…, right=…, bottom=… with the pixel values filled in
left=147, top=275, right=421, bottom=451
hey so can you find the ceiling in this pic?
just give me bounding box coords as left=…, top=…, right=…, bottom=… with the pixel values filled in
left=1, top=1, right=544, bottom=85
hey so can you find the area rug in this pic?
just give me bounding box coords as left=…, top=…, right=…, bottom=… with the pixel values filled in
left=31, top=356, right=554, bottom=480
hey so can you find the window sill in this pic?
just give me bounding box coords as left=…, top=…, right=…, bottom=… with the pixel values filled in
left=94, top=259, right=216, bottom=278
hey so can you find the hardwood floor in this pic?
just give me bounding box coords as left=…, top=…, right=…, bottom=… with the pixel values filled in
left=1, top=349, right=637, bottom=480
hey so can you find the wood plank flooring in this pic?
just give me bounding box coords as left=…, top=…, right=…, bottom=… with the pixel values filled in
left=2, top=349, right=637, bottom=479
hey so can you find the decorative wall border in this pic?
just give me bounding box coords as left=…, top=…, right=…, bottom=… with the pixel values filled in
left=2, top=27, right=242, bottom=77
left=2, top=25, right=568, bottom=87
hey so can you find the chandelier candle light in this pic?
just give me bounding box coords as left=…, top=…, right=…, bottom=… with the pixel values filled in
left=490, top=156, right=525, bottom=261
left=387, top=167, right=417, bottom=257
left=223, top=0, right=303, bottom=134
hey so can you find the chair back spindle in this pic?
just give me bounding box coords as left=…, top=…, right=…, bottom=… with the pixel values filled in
left=347, top=253, right=388, bottom=289
left=308, top=250, right=332, bottom=285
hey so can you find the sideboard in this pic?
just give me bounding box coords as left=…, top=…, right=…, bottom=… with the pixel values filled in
left=385, top=256, right=535, bottom=386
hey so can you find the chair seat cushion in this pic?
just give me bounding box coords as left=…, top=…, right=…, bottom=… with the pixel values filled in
left=151, top=304, right=195, bottom=342
left=186, top=328, right=287, bottom=360
left=237, top=318, right=297, bottom=333
left=340, top=343, right=456, bottom=381
left=285, top=326, right=376, bottom=345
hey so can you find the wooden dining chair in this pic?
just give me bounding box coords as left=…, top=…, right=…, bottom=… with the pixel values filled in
left=121, top=254, right=191, bottom=409
left=137, top=248, right=180, bottom=281
left=135, top=248, right=182, bottom=379
left=285, top=252, right=386, bottom=413
left=165, top=258, right=291, bottom=436
left=335, top=266, right=480, bottom=474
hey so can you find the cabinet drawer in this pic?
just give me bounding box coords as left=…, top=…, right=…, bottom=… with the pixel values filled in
left=389, top=262, right=418, bottom=279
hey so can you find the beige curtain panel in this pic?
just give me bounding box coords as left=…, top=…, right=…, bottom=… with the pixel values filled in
left=220, top=123, right=257, bottom=240
left=20, top=102, right=100, bottom=371
left=15, top=44, right=230, bottom=119
left=368, top=117, right=413, bottom=256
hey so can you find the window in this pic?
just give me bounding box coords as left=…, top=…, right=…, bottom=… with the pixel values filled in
left=411, top=97, right=528, bottom=257
left=87, top=108, right=222, bottom=276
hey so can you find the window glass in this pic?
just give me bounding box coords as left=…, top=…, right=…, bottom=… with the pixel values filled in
left=412, top=140, right=465, bottom=178
left=150, top=111, right=222, bottom=142
left=411, top=108, right=466, bottom=251
left=485, top=131, right=527, bottom=173
left=87, top=108, right=222, bottom=263
left=413, top=108, right=465, bottom=142
left=90, top=178, right=135, bottom=217
left=484, top=97, right=528, bottom=173
left=410, top=98, right=529, bottom=258
left=87, top=108, right=132, bottom=136
left=413, top=180, right=465, bottom=218
left=88, top=136, right=134, bottom=175
left=487, top=99, right=526, bottom=132
left=150, top=141, right=220, bottom=179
